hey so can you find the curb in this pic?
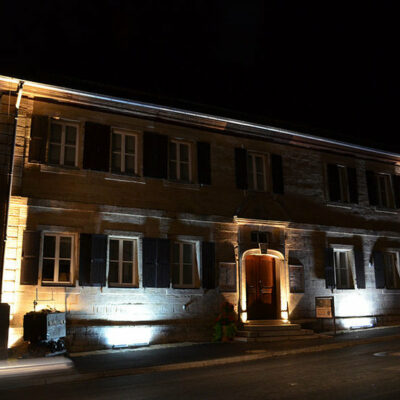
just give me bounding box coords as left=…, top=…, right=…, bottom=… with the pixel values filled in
left=4, top=332, right=400, bottom=388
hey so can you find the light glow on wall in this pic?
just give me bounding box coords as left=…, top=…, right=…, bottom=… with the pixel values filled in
left=342, top=317, right=375, bottom=330
left=104, top=326, right=152, bottom=347
left=335, top=293, right=373, bottom=317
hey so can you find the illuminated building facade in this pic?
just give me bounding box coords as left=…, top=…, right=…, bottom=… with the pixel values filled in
left=1, top=75, right=400, bottom=350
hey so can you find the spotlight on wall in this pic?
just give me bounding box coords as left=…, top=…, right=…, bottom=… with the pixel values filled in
left=104, top=326, right=152, bottom=348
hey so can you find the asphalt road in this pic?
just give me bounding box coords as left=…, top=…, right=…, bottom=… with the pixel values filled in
left=2, top=340, right=400, bottom=400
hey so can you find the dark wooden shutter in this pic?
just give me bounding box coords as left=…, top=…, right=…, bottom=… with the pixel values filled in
left=90, top=235, right=107, bottom=286
left=354, top=249, right=365, bottom=289
left=29, top=116, right=48, bottom=163
left=271, top=154, right=284, bottom=194
left=143, top=132, right=168, bottom=179
left=327, top=164, right=340, bottom=201
left=235, top=148, right=248, bottom=189
left=20, top=231, right=41, bottom=285
left=392, top=175, right=400, bottom=209
left=197, top=142, right=211, bottom=185
left=366, top=170, right=379, bottom=206
left=142, top=238, right=157, bottom=287
left=324, top=248, right=335, bottom=289
left=156, top=239, right=170, bottom=288
left=347, top=167, right=359, bottom=204
left=202, top=241, right=216, bottom=289
left=83, top=122, right=111, bottom=171
left=79, top=233, right=91, bottom=286
left=373, top=251, right=385, bottom=289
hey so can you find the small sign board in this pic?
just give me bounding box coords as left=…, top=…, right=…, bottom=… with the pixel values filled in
left=315, top=296, right=334, bottom=319
left=219, top=262, right=237, bottom=292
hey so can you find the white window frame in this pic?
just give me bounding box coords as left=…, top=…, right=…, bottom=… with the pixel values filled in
left=171, top=241, right=199, bottom=288
left=332, top=247, right=355, bottom=289
left=383, top=251, right=400, bottom=289
left=49, top=120, right=79, bottom=167
left=247, top=152, right=268, bottom=191
left=168, top=140, right=192, bottom=182
left=110, top=129, right=138, bottom=175
left=377, top=173, right=395, bottom=209
left=107, top=236, right=139, bottom=287
left=40, top=232, right=75, bottom=285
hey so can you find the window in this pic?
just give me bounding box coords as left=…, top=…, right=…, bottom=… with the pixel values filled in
left=247, top=152, right=267, bottom=191
left=326, top=164, right=358, bottom=203
left=111, top=130, right=137, bottom=174
left=41, top=233, right=74, bottom=284
left=169, top=141, right=191, bottom=181
left=108, top=238, right=138, bottom=286
left=48, top=121, right=78, bottom=167
left=333, top=249, right=354, bottom=289
left=383, top=252, right=400, bottom=289
left=171, top=242, right=198, bottom=288
left=337, top=165, right=350, bottom=202
left=377, top=174, right=395, bottom=209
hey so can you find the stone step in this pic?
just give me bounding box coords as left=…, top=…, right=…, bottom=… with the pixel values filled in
left=234, top=333, right=323, bottom=343
left=236, top=328, right=314, bottom=338
left=243, top=324, right=301, bottom=331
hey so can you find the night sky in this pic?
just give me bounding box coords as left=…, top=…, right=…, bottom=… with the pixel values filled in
left=2, top=1, right=398, bottom=152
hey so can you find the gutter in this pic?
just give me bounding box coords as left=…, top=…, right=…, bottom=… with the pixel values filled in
left=0, top=75, right=399, bottom=161
left=0, top=81, right=23, bottom=298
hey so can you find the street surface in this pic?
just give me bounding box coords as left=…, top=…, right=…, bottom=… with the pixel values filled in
left=1, top=339, right=400, bottom=399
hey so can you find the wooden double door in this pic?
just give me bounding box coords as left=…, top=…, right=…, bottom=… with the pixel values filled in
left=246, top=255, right=277, bottom=320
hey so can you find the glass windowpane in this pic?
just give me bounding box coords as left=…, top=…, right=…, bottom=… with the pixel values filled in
left=183, top=264, right=193, bottom=285
left=180, top=163, right=189, bottom=181
left=112, top=153, right=121, bottom=172
left=42, top=259, right=55, bottom=281
left=50, top=124, right=62, bottom=143
left=125, top=135, right=135, bottom=153
left=183, top=244, right=192, bottom=264
left=122, top=262, right=133, bottom=283
left=110, top=240, right=119, bottom=261
left=65, top=126, right=77, bottom=145
left=180, top=144, right=189, bottom=162
left=169, top=161, right=177, bottom=180
left=43, top=236, right=56, bottom=258
left=64, top=146, right=76, bottom=166
left=49, top=144, right=61, bottom=164
left=112, top=133, right=121, bottom=151
left=109, top=261, right=119, bottom=283
left=58, top=260, right=70, bottom=282
left=59, top=237, right=71, bottom=258
left=123, top=240, right=133, bottom=261
left=125, top=155, right=135, bottom=173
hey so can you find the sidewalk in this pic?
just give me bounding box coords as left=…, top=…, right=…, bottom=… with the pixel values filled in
left=1, top=325, right=400, bottom=389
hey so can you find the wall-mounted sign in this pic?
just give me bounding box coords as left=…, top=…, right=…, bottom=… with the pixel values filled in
left=315, top=296, right=334, bottom=318
left=219, top=262, right=236, bottom=292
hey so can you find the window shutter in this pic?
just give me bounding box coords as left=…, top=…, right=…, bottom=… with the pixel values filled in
left=354, top=249, right=365, bottom=289
left=202, top=241, right=216, bottom=289
left=143, top=132, right=168, bottom=179
left=327, top=164, right=340, bottom=201
left=79, top=233, right=92, bottom=286
left=83, top=122, right=111, bottom=171
left=392, top=175, right=400, bottom=209
left=29, top=115, right=48, bottom=163
left=324, top=248, right=335, bottom=289
left=20, top=231, right=40, bottom=285
left=347, top=167, right=359, bottom=204
left=156, top=238, right=170, bottom=288
left=142, top=238, right=157, bottom=287
left=271, top=154, right=284, bottom=194
left=197, top=142, right=211, bottom=185
left=235, top=148, right=248, bottom=189
left=366, top=170, right=379, bottom=206
left=372, top=251, right=385, bottom=289
left=90, top=234, right=107, bottom=286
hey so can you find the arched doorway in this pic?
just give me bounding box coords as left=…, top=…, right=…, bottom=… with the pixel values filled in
left=246, top=255, right=277, bottom=320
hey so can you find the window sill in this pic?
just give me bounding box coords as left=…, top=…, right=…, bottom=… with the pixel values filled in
left=326, top=202, right=354, bottom=209
left=40, top=164, right=86, bottom=177
left=163, top=180, right=200, bottom=190
left=374, top=207, right=398, bottom=214
left=41, top=282, right=75, bottom=287
left=104, top=173, right=145, bottom=184
left=108, top=284, right=139, bottom=289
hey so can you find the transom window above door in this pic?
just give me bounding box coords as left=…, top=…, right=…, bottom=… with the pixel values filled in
left=111, top=130, right=137, bottom=174
left=49, top=121, right=79, bottom=167
left=247, top=152, right=267, bottom=191
left=169, top=141, right=191, bottom=182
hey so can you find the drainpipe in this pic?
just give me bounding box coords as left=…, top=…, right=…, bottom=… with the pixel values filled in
left=0, top=81, right=24, bottom=299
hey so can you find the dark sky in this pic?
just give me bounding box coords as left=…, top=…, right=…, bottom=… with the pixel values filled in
left=2, top=1, right=399, bottom=152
